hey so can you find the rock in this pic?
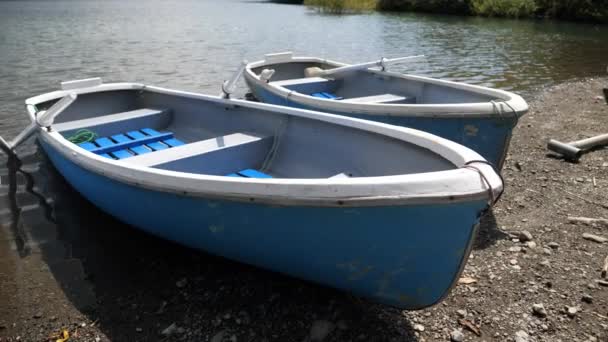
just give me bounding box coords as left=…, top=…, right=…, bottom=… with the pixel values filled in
left=310, top=320, right=334, bottom=341
left=161, top=323, right=178, bottom=336
left=451, top=329, right=465, bottom=342
left=532, top=304, right=547, bottom=318
left=413, top=324, right=425, bottom=332
left=519, top=230, right=533, bottom=242
left=33, top=312, right=43, bottom=319
left=526, top=241, right=537, bottom=249
left=582, top=233, right=607, bottom=243
left=456, top=309, right=467, bottom=318
left=136, top=327, right=143, bottom=333
left=211, top=330, right=226, bottom=342
left=510, top=259, right=518, bottom=265
left=543, top=248, right=552, bottom=255
left=547, top=242, right=559, bottom=249
left=566, top=306, right=578, bottom=318
left=458, top=277, right=477, bottom=285
left=582, top=294, right=593, bottom=304
left=515, top=330, right=529, bottom=342
left=509, top=246, right=522, bottom=252
left=155, top=301, right=167, bottom=314
left=597, top=279, right=608, bottom=287
left=175, top=277, right=188, bottom=288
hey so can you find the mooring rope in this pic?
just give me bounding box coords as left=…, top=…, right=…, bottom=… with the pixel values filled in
left=66, top=129, right=97, bottom=144
left=462, top=159, right=505, bottom=205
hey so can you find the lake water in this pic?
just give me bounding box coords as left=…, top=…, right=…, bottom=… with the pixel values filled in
left=0, top=1, right=607, bottom=339
left=1, top=0, right=607, bottom=137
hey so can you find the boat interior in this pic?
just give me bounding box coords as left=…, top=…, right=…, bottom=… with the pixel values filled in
left=250, top=61, right=499, bottom=105
left=39, top=88, right=459, bottom=179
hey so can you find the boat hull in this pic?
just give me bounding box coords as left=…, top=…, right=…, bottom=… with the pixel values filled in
left=246, top=82, right=516, bottom=168
left=40, top=138, right=487, bottom=309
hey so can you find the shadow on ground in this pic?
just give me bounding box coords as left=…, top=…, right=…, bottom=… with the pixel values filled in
left=2, top=147, right=420, bottom=342
left=473, top=211, right=508, bottom=250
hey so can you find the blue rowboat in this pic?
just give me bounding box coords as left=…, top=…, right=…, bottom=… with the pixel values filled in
left=20, top=78, right=503, bottom=309
left=243, top=52, right=529, bottom=168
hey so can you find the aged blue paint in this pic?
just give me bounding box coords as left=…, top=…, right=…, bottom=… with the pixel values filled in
left=249, top=86, right=516, bottom=168
left=40, top=140, right=488, bottom=309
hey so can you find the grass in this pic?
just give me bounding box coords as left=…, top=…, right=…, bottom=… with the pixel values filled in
left=470, top=0, right=537, bottom=17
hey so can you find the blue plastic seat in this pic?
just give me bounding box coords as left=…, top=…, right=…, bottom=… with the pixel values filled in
left=75, top=128, right=185, bottom=159
left=227, top=169, right=272, bottom=178
left=311, top=92, right=342, bottom=100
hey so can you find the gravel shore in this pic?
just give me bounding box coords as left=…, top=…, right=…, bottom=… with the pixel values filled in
left=0, top=77, right=607, bottom=342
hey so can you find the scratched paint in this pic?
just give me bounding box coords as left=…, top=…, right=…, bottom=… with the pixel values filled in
left=464, top=125, right=479, bottom=136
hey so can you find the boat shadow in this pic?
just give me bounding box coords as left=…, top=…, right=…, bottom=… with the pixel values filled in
left=473, top=210, right=507, bottom=250
left=2, top=147, right=422, bottom=342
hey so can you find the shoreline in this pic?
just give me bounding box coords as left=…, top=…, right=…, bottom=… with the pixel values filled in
left=292, top=0, right=608, bottom=23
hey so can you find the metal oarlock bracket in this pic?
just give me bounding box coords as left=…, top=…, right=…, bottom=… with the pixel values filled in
left=0, top=93, right=77, bottom=156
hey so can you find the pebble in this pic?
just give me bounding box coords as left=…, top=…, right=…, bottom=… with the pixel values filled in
left=582, top=294, right=593, bottom=304
left=211, top=330, right=226, bottom=342
left=547, top=242, right=559, bottom=249
left=136, top=327, right=143, bottom=333
left=566, top=306, right=578, bottom=318
left=413, top=324, right=425, bottom=332
left=582, top=233, right=607, bottom=243
left=451, top=329, right=464, bottom=342
left=510, top=259, right=518, bottom=265
left=310, top=320, right=334, bottom=341
left=515, top=330, right=529, bottom=342
left=33, top=312, right=42, bottom=319
left=526, top=241, right=537, bottom=249
left=532, top=303, right=547, bottom=318
left=509, top=246, right=523, bottom=252
left=519, top=230, right=533, bottom=242
left=175, top=277, right=188, bottom=288
left=161, top=323, right=178, bottom=336
left=543, top=248, right=552, bottom=255
left=456, top=309, right=467, bottom=318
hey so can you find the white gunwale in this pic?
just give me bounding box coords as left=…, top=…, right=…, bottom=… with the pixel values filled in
left=244, top=56, right=529, bottom=118
left=27, top=82, right=503, bottom=207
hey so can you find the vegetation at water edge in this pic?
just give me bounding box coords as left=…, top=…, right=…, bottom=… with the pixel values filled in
left=300, top=0, right=608, bottom=22
left=304, top=0, right=377, bottom=13
left=379, top=0, right=608, bottom=22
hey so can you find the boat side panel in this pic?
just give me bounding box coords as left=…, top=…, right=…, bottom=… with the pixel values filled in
left=41, top=140, right=488, bottom=309
left=247, top=82, right=515, bottom=168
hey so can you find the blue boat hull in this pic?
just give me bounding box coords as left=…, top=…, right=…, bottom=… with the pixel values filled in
left=248, top=85, right=516, bottom=168
left=41, top=140, right=487, bottom=309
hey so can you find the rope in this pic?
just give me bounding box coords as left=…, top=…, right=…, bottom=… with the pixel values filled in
left=462, top=159, right=505, bottom=205
left=66, top=129, right=97, bottom=144
left=260, top=117, right=289, bottom=172
left=490, top=99, right=519, bottom=128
